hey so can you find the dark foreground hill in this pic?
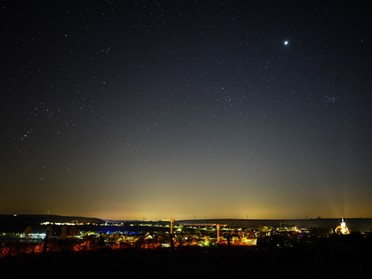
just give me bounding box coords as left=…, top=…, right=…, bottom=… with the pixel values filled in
left=1, top=243, right=372, bottom=279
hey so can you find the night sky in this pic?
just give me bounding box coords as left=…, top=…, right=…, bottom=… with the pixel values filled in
left=1, top=0, right=372, bottom=221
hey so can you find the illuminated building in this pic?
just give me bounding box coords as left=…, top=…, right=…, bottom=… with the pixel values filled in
left=334, top=218, right=350, bottom=235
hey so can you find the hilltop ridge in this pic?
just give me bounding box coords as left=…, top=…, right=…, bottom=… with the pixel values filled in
left=1, top=214, right=372, bottom=233
left=0, top=214, right=105, bottom=232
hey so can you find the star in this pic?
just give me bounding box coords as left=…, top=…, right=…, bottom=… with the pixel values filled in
left=283, top=40, right=289, bottom=46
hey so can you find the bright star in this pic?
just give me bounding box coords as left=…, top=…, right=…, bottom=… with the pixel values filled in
left=284, top=40, right=289, bottom=46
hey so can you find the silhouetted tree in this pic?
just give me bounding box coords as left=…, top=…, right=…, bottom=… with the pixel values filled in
left=24, top=226, right=32, bottom=238
left=226, top=234, right=231, bottom=249
left=60, top=226, right=67, bottom=239
left=43, top=226, right=53, bottom=254
left=70, top=226, right=78, bottom=237
left=169, top=234, right=175, bottom=251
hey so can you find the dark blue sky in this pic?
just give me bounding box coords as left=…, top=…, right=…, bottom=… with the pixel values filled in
left=1, top=0, right=372, bottom=220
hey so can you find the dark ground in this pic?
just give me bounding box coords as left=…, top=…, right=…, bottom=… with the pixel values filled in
left=1, top=242, right=372, bottom=279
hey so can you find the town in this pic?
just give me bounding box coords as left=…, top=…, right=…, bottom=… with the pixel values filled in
left=0, top=216, right=366, bottom=258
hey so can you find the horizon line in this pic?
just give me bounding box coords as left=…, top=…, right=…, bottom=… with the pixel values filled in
left=3, top=213, right=371, bottom=221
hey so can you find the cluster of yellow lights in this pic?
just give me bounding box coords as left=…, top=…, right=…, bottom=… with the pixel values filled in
left=334, top=218, right=350, bottom=235
left=40, top=221, right=96, bottom=226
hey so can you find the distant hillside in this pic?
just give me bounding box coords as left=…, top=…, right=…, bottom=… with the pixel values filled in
left=177, top=218, right=372, bottom=233
left=0, top=214, right=105, bottom=232
left=2, top=215, right=372, bottom=234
